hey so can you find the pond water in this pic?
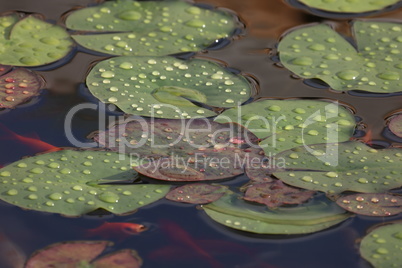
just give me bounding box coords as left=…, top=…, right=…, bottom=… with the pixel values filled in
left=0, top=0, right=402, bottom=267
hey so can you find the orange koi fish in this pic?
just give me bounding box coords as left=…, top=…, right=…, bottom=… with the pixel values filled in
left=362, top=129, right=372, bottom=145
left=0, top=123, right=61, bottom=154
left=85, top=222, right=146, bottom=241
left=153, top=220, right=224, bottom=268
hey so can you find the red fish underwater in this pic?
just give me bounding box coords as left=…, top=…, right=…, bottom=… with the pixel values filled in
left=362, top=129, right=372, bottom=146
left=85, top=222, right=147, bottom=241
left=0, top=123, right=61, bottom=154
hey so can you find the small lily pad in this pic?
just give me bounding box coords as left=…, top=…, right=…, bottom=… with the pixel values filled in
left=360, top=223, right=402, bottom=268
left=243, top=181, right=315, bottom=208
left=165, top=183, right=228, bottom=204
left=203, top=193, right=351, bottom=234
left=25, top=240, right=142, bottom=268
left=86, top=56, right=252, bottom=118
left=0, top=68, right=45, bottom=109
left=388, top=114, right=402, bottom=138
left=336, top=193, right=402, bottom=217
left=0, top=150, right=170, bottom=216
left=296, top=0, right=400, bottom=13
left=214, top=99, right=355, bottom=155
left=273, top=141, right=402, bottom=195
left=0, top=14, right=73, bottom=66
left=278, top=21, right=402, bottom=93
left=66, top=0, right=237, bottom=56
left=95, top=118, right=264, bottom=181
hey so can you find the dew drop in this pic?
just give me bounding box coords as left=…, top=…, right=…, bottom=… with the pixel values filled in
left=30, top=168, right=43, bottom=174
left=49, top=193, right=62, bottom=200
left=119, top=62, right=133, bottom=69
left=185, top=19, right=205, bottom=28
left=291, top=57, right=313, bottom=66
left=337, top=70, right=359, bottom=80
left=6, top=189, right=18, bottom=196
left=98, top=191, right=120, bottom=203
left=378, top=71, right=400, bottom=81
left=118, top=10, right=141, bottom=21
left=101, top=71, right=115, bottom=78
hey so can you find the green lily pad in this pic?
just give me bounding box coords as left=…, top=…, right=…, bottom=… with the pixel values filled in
left=278, top=21, right=402, bottom=93
left=25, top=240, right=142, bottom=268
left=273, top=141, right=402, bottom=195
left=65, top=0, right=236, bottom=56
left=360, top=223, right=402, bottom=268
left=165, top=183, right=228, bottom=204
left=214, top=99, right=355, bottom=155
left=0, top=14, right=73, bottom=66
left=243, top=181, right=315, bottom=208
left=0, top=68, right=45, bottom=109
left=86, top=56, right=252, bottom=118
left=336, top=193, right=402, bottom=217
left=203, top=193, right=351, bottom=234
left=0, top=150, right=170, bottom=216
left=296, top=0, right=400, bottom=13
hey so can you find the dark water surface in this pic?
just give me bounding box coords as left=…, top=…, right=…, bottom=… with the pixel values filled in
left=0, top=0, right=402, bottom=267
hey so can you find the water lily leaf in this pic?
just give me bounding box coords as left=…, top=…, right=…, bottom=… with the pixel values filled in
left=388, top=114, right=402, bottom=138
left=0, top=68, right=45, bottom=109
left=203, top=193, right=351, bottom=234
left=0, top=64, right=11, bottom=76
left=65, top=0, right=236, bottom=56
left=95, top=118, right=264, bottom=181
left=360, top=223, right=402, bottom=268
left=165, top=183, right=228, bottom=204
left=86, top=56, right=252, bottom=118
left=245, top=164, right=275, bottom=182
left=243, top=180, right=315, bottom=208
left=92, top=249, right=142, bottom=267
left=273, top=141, right=402, bottom=195
left=0, top=150, right=170, bottom=216
left=336, top=193, right=402, bottom=217
left=0, top=14, right=73, bottom=66
left=25, top=240, right=142, bottom=268
left=214, top=99, right=355, bottom=155
left=278, top=21, right=402, bottom=93
left=296, top=0, right=400, bottom=13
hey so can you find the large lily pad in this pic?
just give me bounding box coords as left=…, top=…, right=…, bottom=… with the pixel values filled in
left=336, top=193, right=402, bottom=217
left=203, top=193, right=351, bottom=234
left=0, top=68, right=45, bottom=109
left=214, top=99, right=355, bottom=155
left=296, top=0, right=400, bottom=13
left=278, top=21, right=402, bottom=93
left=65, top=0, right=236, bottom=56
left=360, top=223, right=402, bottom=268
left=243, top=180, right=315, bottom=208
left=0, top=14, right=73, bottom=66
left=86, top=56, right=252, bottom=118
left=0, top=150, right=170, bottom=216
left=165, top=183, right=228, bottom=204
left=273, top=141, right=402, bottom=194
left=95, top=118, right=264, bottom=181
left=25, top=240, right=142, bottom=268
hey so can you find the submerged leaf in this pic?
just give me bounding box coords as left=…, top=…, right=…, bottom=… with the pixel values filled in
left=360, top=223, right=402, bottom=268
left=278, top=21, right=402, bottom=93
left=0, top=68, right=45, bottom=109
left=273, top=141, right=402, bottom=194
left=86, top=56, right=252, bottom=118
left=66, top=0, right=237, bottom=56
left=0, top=14, right=73, bottom=66
left=214, top=99, right=355, bottom=155
left=203, top=193, right=351, bottom=234
left=296, top=0, right=399, bottom=13
left=243, top=181, right=315, bottom=208
left=0, top=150, right=169, bottom=216
left=165, top=183, right=228, bottom=204
left=25, top=240, right=142, bottom=268
left=388, top=114, right=402, bottom=138
left=95, top=118, right=264, bottom=181
left=336, top=193, right=402, bottom=217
